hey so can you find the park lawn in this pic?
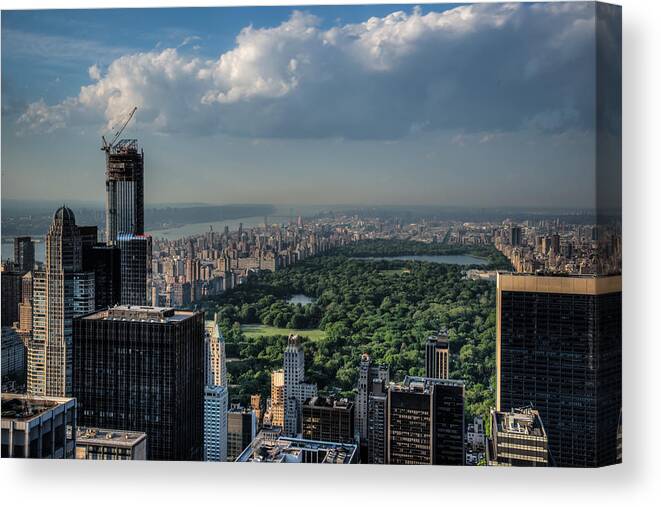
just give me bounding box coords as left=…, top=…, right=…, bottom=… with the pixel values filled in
left=240, top=324, right=327, bottom=341
left=381, top=267, right=411, bottom=276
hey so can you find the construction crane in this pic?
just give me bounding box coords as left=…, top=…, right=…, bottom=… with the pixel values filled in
left=101, top=106, right=137, bottom=152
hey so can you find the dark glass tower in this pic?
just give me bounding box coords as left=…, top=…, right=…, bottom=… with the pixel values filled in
left=13, top=236, right=35, bottom=273
left=497, top=273, right=622, bottom=467
left=81, top=244, right=121, bottom=310
left=387, top=376, right=464, bottom=465
left=117, top=233, right=150, bottom=305
left=72, top=306, right=205, bottom=461
left=302, top=396, right=355, bottom=445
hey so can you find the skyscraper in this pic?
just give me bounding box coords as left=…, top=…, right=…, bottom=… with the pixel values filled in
left=205, top=315, right=227, bottom=388
left=117, top=233, right=151, bottom=305
left=302, top=397, right=355, bottom=445
left=387, top=376, right=465, bottom=465
left=104, top=139, right=144, bottom=244
left=355, top=353, right=389, bottom=444
left=497, top=273, right=622, bottom=467
left=367, top=378, right=388, bottom=464
left=283, top=335, right=317, bottom=436
left=227, top=405, right=257, bottom=461
left=204, top=385, right=228, bottom=462
left=73, top=305, right=205, bottom=461
left=269, top=369, right=285, bottom=428
left=13, top=236, right=35, bottom=273
left=104, top=139, right=151, bottom=305
left=81, top=243, right=121, bottom=310
left=28, top=207, right=95, bottom=397
left=203, top=315, right=228, bottom=462
left=425, top=333, right=450, bottom=380
left=1, top=262, right=22, bottom=327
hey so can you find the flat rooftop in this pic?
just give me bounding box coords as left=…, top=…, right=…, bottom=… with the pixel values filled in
left=236, top=436, right=357, bottom=464
left=80, top=305, right=197, bottom=323
left=392, top=376, right=464, bottom=394
left=494, top=408, right=546, bottom=438
left=1, top=393, right=74, bottom=421
left=304, top=396, right=353, bottom=411
left=73, top=426, right=147, bottom=448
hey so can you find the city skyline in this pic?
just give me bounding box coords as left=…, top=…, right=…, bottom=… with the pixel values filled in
left=1, top=2, right=619, bottom=209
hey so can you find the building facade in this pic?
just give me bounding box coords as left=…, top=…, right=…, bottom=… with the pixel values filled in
left=302, top=397, right=355, bottom=444
left=367, top=378, right=388, bottom=464
left=1, top=393, right=76, bottom=459
left=425, top=332, right=450, bottom=380
left=355, top=353, right=389, bottom=444
left=488, top=407, right=550, bottom=466
left=203, top=385, right=228, bottom=462
left=72, top=305, right=205, bottom=461
left=283, top=335, right=317, bottom=436
left=497, top=273, right=622, bottom=467
left=227, top=406, right=257, bottom=461
left=74, top=426, right=147, bottom=460
left=13, top=236, right=35, bottom=273
left=28, top=207, right=95, bottom=397
left=387, top=377, right=465, bottom=466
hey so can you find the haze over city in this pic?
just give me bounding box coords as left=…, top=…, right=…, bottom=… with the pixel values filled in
left=1, top=2, right=618, bottom=209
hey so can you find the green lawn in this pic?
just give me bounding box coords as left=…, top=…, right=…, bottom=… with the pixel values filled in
left=381, top=267, right=411, bottom=276
left=240, top=324, right=327, bottom=341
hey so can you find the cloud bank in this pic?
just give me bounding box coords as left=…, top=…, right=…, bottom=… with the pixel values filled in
left=17, top=3, right=598, bottom=140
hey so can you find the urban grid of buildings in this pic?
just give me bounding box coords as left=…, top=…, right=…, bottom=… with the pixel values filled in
left=1, top=130, right=622, bottom=466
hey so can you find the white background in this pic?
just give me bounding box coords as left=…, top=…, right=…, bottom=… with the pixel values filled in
left=1, top=1, right=659, bottom=506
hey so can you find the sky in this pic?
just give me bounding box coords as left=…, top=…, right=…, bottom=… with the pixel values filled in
left=1, top=2, right=621, bottom=209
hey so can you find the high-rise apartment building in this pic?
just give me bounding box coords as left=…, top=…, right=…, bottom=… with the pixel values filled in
left=205, top=316, right=227, bottom=388
left=227, top=405, right=257, bottom=461
left=425, top=333, right=450, bottom=380
left=283, top=335, right=317, bottom=436
left=72, top=305, right=205, bottom=461
left=204, top=385, right=228, bottom=462
left=367, top=378, right=388, bottom=464
left=497, top=273, right=622, bottom=467
left=203, top=315, right=228, bottom=462
left=387, top=376, right=465, bottom=465
left=27, top=207, right=95, bottom=397
left=355, top=353, right=389, bottom=444
left=488, top=407, right=550, bottom=466
left=14, top=236, right=35, bottom=273
left=1, top=393, right=76, bottom=459
left=269, top=369, right=285, bottom=428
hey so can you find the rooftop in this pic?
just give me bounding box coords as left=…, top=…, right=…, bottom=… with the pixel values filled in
left=304, top=396, right=353, bottom=411
left=81, top=305, right=197, bottom=323
left=236, top=435, right=357, bottom=464
left=1, top=393, right=75, bottom=421
left=73, top=426, right=147, bottom=448
left=493, top=407, right=547, bottom=438
left=392, top=376, right=465, bottom=394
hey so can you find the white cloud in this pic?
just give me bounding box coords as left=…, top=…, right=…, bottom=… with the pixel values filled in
left=16, top=3, right=600, bottom=139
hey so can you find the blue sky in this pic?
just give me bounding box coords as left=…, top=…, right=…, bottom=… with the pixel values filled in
left=1, top=3, right=619, bottom=209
